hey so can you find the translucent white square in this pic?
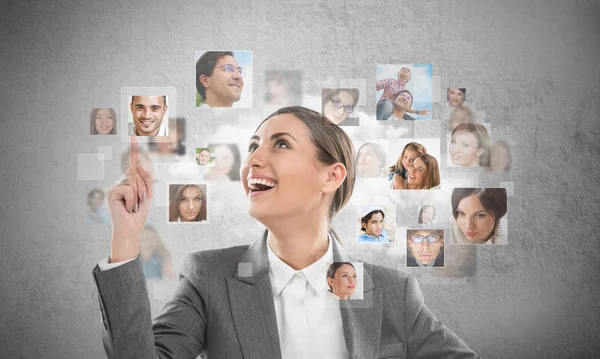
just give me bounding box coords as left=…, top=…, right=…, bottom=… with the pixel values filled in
left=97, top=146, right=112, bottom=161
left=78, top=154, right=104, bottom=180
left=432, top=76, right=442, bottom=102
left=238, top=263, right=252, bottom=278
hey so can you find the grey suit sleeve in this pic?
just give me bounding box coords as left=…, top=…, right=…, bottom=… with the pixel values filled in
left=403, top=275, right=480, bottom=359
left=93, top=256, right=207, bottom=359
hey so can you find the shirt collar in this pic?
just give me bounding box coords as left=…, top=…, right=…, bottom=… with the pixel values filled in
left=267, top=234, right=334, bottom=296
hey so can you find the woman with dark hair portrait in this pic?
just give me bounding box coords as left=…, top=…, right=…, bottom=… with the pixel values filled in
left=451, top=188, right=508, bottom=245
left=449, top=123, right=491, bottom=167
left=447, top=88, right=467, bottom=107
left=326, top=262, right=357, bottom=300
left=391, top=153, right=440, bottom=190
left=168, top=184, right=207, bottom=222
left=90, top=108, right=116, bottom=135
left=205, top=143, right=241, bottom=181
left=321, top=88, right=360, bottom=126
left=418, top=205, right=436, bottom=224
left=93, top=106, right=478, bottom=358
left=406, top=229, right=444, bottom=268
left=356, top=142, right=387, bottom=178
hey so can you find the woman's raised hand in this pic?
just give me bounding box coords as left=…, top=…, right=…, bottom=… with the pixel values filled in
left=107, top=137, right=154, bottom=262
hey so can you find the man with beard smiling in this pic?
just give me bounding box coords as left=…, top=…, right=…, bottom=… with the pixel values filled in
left=128, top=96, right=168, bottom=136
left=196, top=51, right=244, bottom=108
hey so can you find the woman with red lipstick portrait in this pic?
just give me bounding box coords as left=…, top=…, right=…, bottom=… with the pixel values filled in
left=451, top=188, right=508, bottom=245
left=168, top=184, right=207, bottom=222
left=93, top=106, right=479, bottom=358
left=406, top=229, right=444, bottom=268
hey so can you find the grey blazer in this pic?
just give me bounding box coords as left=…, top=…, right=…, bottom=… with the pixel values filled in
left=93, top=233, right=479, bottom=358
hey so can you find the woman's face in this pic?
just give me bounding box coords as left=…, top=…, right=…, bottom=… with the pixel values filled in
left=491, top=144, right=510, bottom=172
left=328, top=264, right=357, bottom=299
left=448, top=108, right=473, bottom=131
left=95, top=108, right=114, bottom=134
left=407, top=157, right=428, bottom=188
left=398, top=67, right=411, bottom=83
left=215, top=145, right=235, bottom=175
left=198, top=150, right=211, bottom=166
left=140, top=229, right=158, bottom=259
left=447, top=88, right=465, bottom=107
left=323, top=90, right=355, bottom=124
left=177, top=186, right=203, bottom=222
left=401, top=149, right=419, bottom=171
left=357, top=145, right=382, bottom=177
left=408, top=231, right=443, bottom=265
left=450, top=130, right=483, bottom=167
left=421, top=206, right=435, bottom=223
left=242, top=114, right=333, bottom=223
left=456, top=194, right=496, bottom=242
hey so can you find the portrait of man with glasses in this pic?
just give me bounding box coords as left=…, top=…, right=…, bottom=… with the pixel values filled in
left=406, top=229, right=445, bottom=268
left=195, top=51, right=247, bottom=108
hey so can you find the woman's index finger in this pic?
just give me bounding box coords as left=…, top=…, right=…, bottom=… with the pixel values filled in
left=129, top=135, right=140, bottom=167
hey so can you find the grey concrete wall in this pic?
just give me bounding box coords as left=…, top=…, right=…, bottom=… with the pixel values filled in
left=1, top=0, right=599, bottom=358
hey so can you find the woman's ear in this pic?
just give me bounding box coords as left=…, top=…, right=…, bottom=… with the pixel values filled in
left=321, top=162, right=346, bottom=195
left=327, top=277, right=334, bottom=288
left=476, top=147, right=484, bottom=157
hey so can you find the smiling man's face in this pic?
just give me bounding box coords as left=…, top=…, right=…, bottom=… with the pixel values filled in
left=203, top=55, right=244, bottom=107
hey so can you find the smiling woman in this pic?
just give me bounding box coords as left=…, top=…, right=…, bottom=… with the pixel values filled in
left=93, top=106, right=478, bottom=358
left=90, top=108, right=116, bottom=135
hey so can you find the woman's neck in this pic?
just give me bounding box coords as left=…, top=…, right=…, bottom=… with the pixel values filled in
left=266, top=218, right=330, bottom=270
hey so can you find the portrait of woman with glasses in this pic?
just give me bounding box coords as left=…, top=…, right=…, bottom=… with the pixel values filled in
left=321, top=88, right=360, bottom=126
left=406, top=229, right=445, bottom=268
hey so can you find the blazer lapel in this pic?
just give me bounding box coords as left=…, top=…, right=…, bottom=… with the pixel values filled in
left=332, top=238, right=384, bottom=358
left=226, top=232, right=282, bottom=359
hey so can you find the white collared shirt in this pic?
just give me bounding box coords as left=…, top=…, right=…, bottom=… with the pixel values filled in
left=267, top=237, right=349, bottom=359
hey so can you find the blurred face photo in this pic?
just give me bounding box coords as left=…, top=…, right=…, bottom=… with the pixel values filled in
left=357, top=145, right=382, bottom=177
left=323, top=90, right=355, bottom=124
left=363, top=212, right=384, bottom=238
left=178, top=186, right=203, bottom=222
left=408, top=230, right=443, bottom=265
left=397, top=67, right=411, bottom=83
left=215, top=145, right=235, bottom=175
left=421, top=206, right=435, bottom=223
left=242, top=114, right=329, bottom=223
left=456, top=195, right=496, bottom=242
left=491, top=143, right=511, bottom=172
left=448, top=88, right=465, bottom=107
left=328, top=264, right=356, bottom=299
left=203, top=55, right=244, bottom=106
left=140, top=229, right=158, bottom=259
left=450, top=130, right=483, bottom=167
left=407, top=157, right=428, bottom=188
left=198, top=149, right=211, bottom=166
left=130, top=96, right=167, bottom=136
left=94, top=108, right=114, bottom=134
left=89, top=192, right=103, bottom=210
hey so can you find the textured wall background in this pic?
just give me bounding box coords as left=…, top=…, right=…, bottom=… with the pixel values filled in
left=1, top=0, right=599, bottom=358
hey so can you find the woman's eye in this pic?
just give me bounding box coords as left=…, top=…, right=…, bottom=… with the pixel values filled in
left=476, top=213, right=487, bottom=218
left=179, top=197, right=186, bottom=202
left=195, top=197, right=202, bottom=201
left=457, top=212, right=465, bottom=217
left=275, top=140, right=289, bottom=148
left=248, top=143, right=258, bottom=153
